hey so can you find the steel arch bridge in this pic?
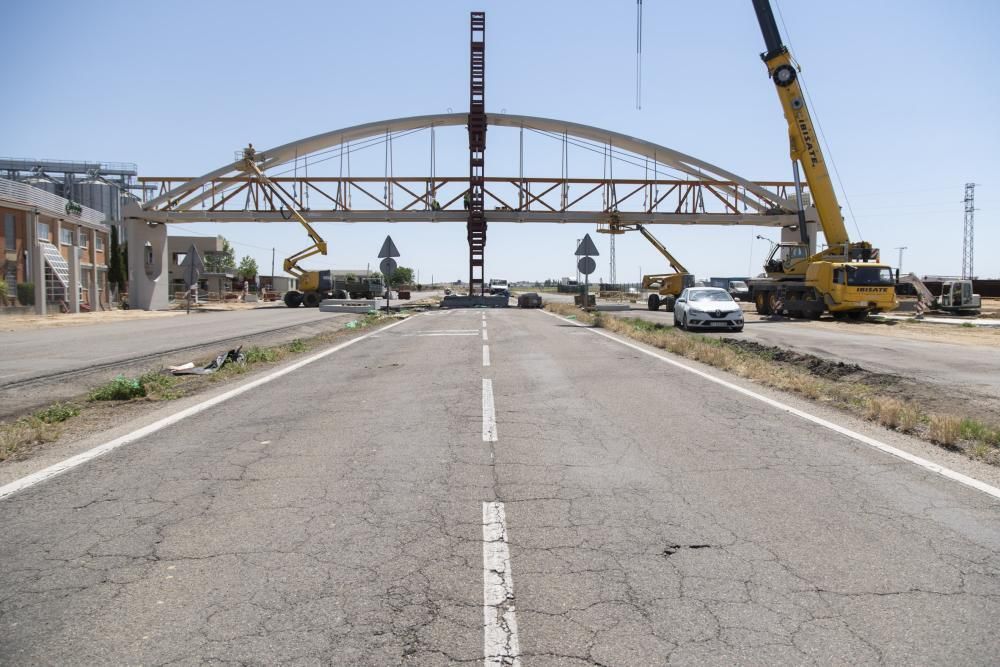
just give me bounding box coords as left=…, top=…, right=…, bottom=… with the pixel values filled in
left=128, top=112, right=806, bottom=228
left=124, top=112, right=814, bottom=310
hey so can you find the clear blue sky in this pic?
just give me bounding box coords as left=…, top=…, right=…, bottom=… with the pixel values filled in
left=3, top=0, right=998, bottom=282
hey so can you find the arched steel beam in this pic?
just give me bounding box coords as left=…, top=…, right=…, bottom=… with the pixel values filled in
left=141, top=113, right=793, bottom=215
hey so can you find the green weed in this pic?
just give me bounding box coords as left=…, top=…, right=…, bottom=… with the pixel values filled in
left=34, top=403, right=80, bottom=424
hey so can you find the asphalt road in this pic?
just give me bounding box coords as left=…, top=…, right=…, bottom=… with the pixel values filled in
left=2, top=309, right=999, bottom=664
left=0, top=307, right=344, bottom=386
left=0, top=292, right=441, bottom=389
left=537, top=293, right=1000, bottom=395
left=618, top=307, right=1000, bottom=395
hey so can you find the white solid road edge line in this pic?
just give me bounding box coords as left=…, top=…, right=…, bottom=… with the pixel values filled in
left=0, top=315, right=417, bottom=502
left=483, top=345, right=491, bottom=367
left=483, top=379, right=498, bottom=442
left=540, top=309, right=1000, bottom=501
left=483, top=501, right=522, bottom=666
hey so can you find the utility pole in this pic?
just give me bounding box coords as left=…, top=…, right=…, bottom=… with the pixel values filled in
left=609, top=234, right=617, bottom=287
left=575, top=238, right=581, bottom=283
left=962, top=183, right=976, bottom=279
left=894, top=246, right=907, bottom=273
left=271, top=247, right=275, bottom=289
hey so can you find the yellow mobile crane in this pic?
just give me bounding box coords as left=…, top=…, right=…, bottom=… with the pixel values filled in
left=748, top=1, right=897, bottom=320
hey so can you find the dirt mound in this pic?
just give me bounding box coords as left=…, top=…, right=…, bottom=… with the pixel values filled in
left=722, top=338, right=868, bottom=380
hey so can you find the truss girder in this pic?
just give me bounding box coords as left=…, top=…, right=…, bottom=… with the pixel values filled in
left=131, top=176, right=803, bottom=225
left=138, top=113, right=796, bottom=217
left=129, top=208, right=799, bottom=227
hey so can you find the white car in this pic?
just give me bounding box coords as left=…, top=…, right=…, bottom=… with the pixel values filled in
left=673, top=287, right=744, bottom=332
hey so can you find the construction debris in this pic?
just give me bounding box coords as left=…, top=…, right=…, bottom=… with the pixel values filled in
left=171, top=346, right=245, bottom=375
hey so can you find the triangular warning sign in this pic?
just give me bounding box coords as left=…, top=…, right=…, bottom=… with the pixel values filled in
left=575, top=233, right=600, bottom=256
left=378, top=235, right=401, bottom=258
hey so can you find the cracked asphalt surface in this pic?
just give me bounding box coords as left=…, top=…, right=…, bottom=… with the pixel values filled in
left=2, top=309, right=1000, bottom=664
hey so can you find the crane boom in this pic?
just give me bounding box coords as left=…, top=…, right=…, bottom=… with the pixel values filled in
left=239, top=146, right=327, bottom=279
left=635, top=224, right=688, bottom=275
left=751, top=0, right=850, bottom=247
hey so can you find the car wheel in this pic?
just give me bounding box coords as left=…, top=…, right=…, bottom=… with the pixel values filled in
left=647, top=294, right=660, bottom=311
left=733, top=326, right=744, bottom=333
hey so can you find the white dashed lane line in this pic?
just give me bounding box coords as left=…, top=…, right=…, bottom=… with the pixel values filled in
left=482, top=501, right=521, bottom=666
left=482, top=379, right=497, bottom=442
left=483, top=345, right=491, bottom=367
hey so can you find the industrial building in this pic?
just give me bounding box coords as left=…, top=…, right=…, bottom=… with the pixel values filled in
left=167, top=234, right=230, bottom=298
left=0, top=158, right=142, bottom=235
left=1, top=178, right=110, bottom=312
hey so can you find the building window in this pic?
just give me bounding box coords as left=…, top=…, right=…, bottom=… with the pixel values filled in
left=60, top=228, right=74, bottom=245
left=4, top=214, right=14, bottom=251
left=79, top=231, right=89, bottom=248
left=96, top=236, right=105, bottom=252
left=37, top=222, right=50, bottom=241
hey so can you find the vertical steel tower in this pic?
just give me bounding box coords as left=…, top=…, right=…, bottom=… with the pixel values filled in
left=962, top=183, right=975, bottom=279
left=467, top=12, right=488, bottom=296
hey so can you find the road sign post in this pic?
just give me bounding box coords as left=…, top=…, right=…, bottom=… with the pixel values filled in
left=575, top=234, right=599, bottom=311
left=178, top=244, right=205, bottom=315
left=378, top=235, right=400, bottom=314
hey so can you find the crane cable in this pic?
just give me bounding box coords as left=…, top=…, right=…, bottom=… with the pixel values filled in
left=635, top=0, right=643, bottom=110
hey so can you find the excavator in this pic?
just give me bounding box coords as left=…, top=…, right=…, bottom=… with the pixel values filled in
left=747, top=1, right=897, bottom=320
left=898, top=273, right=981, bottom=315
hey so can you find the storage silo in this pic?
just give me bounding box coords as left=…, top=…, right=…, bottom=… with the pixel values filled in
left=74, top=176, right=119, bottom=221
left=21, top=173, right=62, bottom=197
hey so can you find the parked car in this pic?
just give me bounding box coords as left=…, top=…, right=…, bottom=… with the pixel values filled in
left=673, top=287, right=744, bottom=332
left=517, top=292, right=543, bottom=308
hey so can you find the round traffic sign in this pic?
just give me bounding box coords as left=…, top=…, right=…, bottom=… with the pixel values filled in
left=577, top=256, right=596, bottom=275
left=379, top=257, right=398, bottom=278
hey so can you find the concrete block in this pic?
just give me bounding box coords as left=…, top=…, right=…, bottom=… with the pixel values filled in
left=440, top=295, right=510, bottom=309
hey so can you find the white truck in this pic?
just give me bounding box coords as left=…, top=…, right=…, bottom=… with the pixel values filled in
left=489, top=279, right=509, bottom=297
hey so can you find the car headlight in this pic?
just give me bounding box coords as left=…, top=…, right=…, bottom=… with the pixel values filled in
left=690, top=310, right=708, bottom=317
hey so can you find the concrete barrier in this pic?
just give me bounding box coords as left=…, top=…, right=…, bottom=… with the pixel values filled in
left=440, top=295, right=510, bottom=309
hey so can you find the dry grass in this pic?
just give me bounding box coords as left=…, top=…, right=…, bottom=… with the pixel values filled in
left=862, top=397, right=922, bottom=432
left=0, top=417, right=61, bottom=462
left=545, top=303, right=1000, bottom=463
left=929, top=415, right=962, bottom=447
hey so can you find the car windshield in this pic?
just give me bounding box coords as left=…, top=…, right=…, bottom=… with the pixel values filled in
left=846, top=267, right=894, bottom=286
left=689, top=290, right=733, bottom=302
